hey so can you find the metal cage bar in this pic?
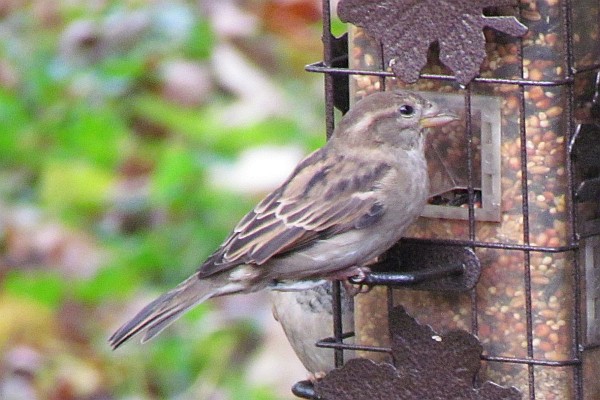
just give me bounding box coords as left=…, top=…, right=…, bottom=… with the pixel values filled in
left=301, top=0, right=600, bottom=398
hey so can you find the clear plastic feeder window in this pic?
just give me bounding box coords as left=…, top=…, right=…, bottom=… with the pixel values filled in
left=419, top=92, right=502, bottom=222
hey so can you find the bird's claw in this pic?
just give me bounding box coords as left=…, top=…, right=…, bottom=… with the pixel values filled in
left=308, top=371, right=327, bottom=383
left=338, top=266, right=372, bottom=296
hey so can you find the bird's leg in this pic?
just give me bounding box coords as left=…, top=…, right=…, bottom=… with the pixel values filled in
left=328, top=266, right=372, bottom=296
left=308, top=371, right=327, bottom=383
left=342, top=279, right=372, bottom=296
left=345, top=255, right=384, bottom=294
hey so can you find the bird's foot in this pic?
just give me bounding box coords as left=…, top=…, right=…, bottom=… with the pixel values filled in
left=329, top=266, right=372, bottom=296
left=343, top=280, right=372, bottom=296
left=308, top=371, right=327, bottom=383
left=328, top=265, right=371, bottom=281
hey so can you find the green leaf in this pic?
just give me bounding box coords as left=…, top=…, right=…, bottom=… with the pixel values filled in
left=131, top=94, right=313, bottom=157
left=210, top=118, right=305, bottom=156
left=101, top=54, right=148, bottom=81
left=185, top=18, right=216, bottom=60
left=130, top=93, right=221, bottom=140
left=75, top=264, right=139, bottom=304
left=148, top=337, right=197, bottom=393
left=2, top=271, right=67, bottom=309
left=40, top=160, right=114, bottom=215
left=0, top=89, right=32, bottom=166
left=330, top=16, right=348, bottom=38
left=56, top=103, right=128, bottom=168
left=151, top=145, right=206, bottom=209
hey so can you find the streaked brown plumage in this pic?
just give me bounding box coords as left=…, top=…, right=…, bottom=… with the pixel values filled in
left=109, top=90, right=457, bottom=349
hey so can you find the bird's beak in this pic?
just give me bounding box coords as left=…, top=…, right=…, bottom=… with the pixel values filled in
left=419, top=110, right=459, bottom=129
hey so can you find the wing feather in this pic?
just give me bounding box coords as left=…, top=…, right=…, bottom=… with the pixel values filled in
left=197, top=147, right=391, bottom=278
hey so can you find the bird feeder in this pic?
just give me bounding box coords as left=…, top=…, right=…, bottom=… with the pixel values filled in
left=294, top=0, right=600, bottom=399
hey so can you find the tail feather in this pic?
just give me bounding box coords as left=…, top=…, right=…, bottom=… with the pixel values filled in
left=109, top=275, right=217, bottom=349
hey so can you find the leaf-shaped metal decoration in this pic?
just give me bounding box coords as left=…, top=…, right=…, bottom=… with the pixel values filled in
left=314, top=306, right=522, bottom=399
left=338, top=0, right=528, bottom=85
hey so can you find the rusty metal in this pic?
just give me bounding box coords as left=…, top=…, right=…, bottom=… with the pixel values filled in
left=292, top=0, right=600, bottom=398
left=336, top=0, right=527, bottom=85
left=349, top=242, right=481, bottom=291
left=349, top=265, right=465, bottom=286
left=313, top=307, right=521, bottom=399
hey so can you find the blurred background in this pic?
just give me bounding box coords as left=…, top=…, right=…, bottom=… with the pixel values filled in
left=0, top=0, right=345, bottom=398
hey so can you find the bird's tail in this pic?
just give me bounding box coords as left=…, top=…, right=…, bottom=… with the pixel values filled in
left=109, top=274, right=222, bottom=349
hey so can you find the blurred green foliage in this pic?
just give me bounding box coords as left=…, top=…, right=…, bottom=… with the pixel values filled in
left=3, top=270, right=67, bottom=309
left=0, top=0, right=328, bottom=398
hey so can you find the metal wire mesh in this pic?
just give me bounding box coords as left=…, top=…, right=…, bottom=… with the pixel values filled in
left=301, top=0, right=600, bottom=398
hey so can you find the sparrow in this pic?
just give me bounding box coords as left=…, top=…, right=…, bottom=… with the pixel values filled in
left=109, top=90, right=457, bottom=349
left=271, top=281, right=355, bottom=376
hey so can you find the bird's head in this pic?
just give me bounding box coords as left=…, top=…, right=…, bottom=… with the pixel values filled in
left=333, top=91, right=458, bottom=150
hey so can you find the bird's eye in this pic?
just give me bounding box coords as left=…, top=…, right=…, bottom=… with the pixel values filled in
left=398, top=104, right=414, bottom=116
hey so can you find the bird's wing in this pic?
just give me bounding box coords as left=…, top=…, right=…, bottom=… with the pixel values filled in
left=197, top=147, right=391, bottom=278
